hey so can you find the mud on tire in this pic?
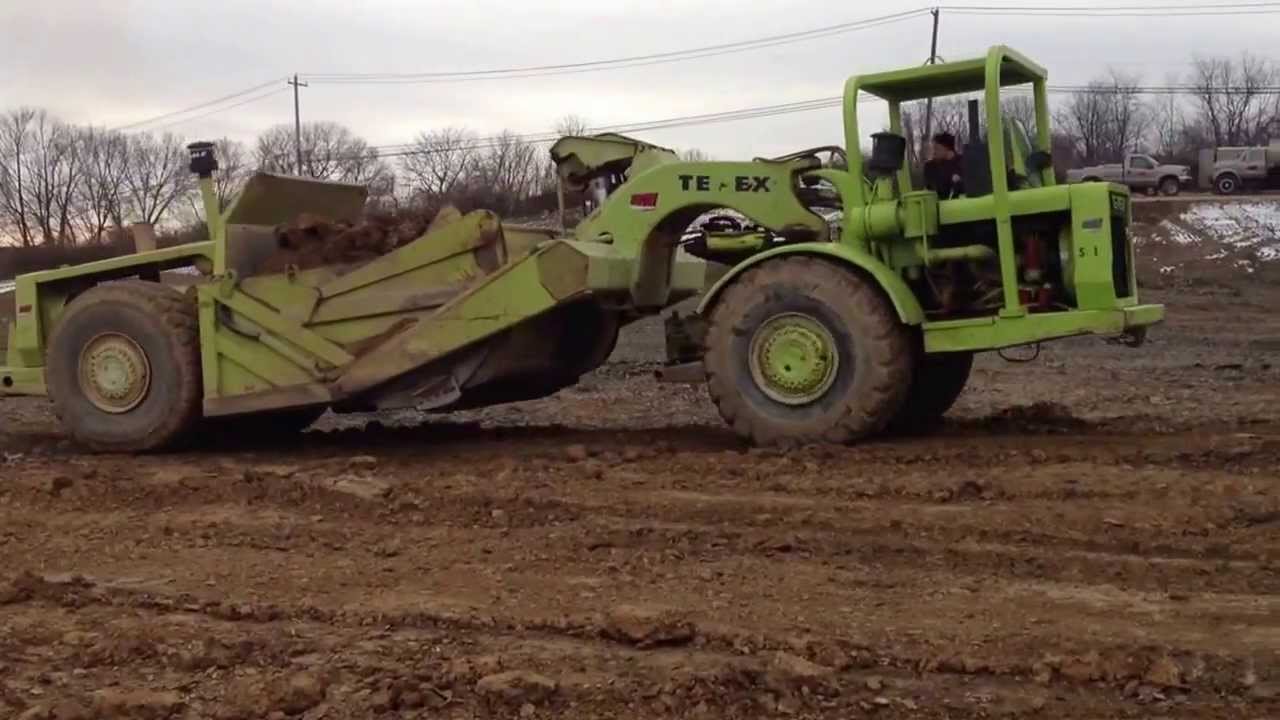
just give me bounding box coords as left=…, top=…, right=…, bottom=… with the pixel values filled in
left=704, top=256, right=914, bottom=445
left=46, top=281, right=202, bottom=452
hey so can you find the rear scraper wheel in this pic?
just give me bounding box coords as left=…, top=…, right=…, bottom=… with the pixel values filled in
left=46, top=281, right=202, bottom=452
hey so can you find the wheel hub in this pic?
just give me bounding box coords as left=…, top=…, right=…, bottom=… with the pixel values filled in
left=749, top=313, right=839, bottom=405
left=79, top=333, right=151, bottom=413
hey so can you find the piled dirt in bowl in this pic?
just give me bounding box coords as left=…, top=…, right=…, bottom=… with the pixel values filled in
left=255, top=210, right=434, bottom=275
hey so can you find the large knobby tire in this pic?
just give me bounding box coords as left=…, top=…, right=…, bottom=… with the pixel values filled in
left=46, top=281, right=202, bottom=452
left=704, top=257, right=914, bottom=446
left=887, top=349, right=973, bottom=434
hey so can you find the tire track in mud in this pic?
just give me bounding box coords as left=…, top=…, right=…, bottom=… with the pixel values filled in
left=3, top=449, right=1275, bottom=709
left=10, top=460, right=1276, bottom=575
left=0, top=570, right=1268, bottom=718
left=5, top=428, right=1277, bottom=597
left=0, top=604, right=1165, bottom=719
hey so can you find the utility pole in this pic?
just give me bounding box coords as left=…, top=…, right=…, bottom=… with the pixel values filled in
left=922, top=8, right=940, bottom=158
left=287, top=74, right=308, bottom=176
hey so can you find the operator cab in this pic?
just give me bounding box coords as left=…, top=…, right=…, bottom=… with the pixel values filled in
left=840, top=46, right=1137, bottom=323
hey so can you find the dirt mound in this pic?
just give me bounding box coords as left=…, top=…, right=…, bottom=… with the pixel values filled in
left=256, top=209, right=435, bottom=275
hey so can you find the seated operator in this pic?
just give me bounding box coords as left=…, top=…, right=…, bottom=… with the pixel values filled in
left=923, top=132, right=964, bottom=199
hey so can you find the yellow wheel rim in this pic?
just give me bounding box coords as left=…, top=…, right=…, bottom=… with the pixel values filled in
left=748, top=312, right=839, bottom=405
left=78, top=332, right=151, bottom=414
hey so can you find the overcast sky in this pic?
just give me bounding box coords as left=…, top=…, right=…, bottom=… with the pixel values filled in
left=2, top=1, right=1276, bottom=160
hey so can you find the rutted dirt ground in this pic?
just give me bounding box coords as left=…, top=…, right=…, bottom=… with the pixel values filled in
left=2, top=273, right=1280, bottom=718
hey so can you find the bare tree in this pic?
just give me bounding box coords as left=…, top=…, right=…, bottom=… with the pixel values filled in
left=1188, top=53, right=1279, bottom=146
left=1100, top=70, right=1149, bottom=160
left=123, top=131, right=191, bottom=226
left=365, top=166, right=397, bottom=212
left=476, top=130, right=542, bottom=210
left=399, top=127, right=479, bottom=199
left=211, top=137, right=252, bottom=211
left=75, top=127, right=129, bottom=243
left=255, top=121, right=384, bottom=183
left=1149, top=86, right=1186, bottom=159
left=1057, top=82, right=1112, bottom=162
left=1, top=110, right=84, bottom=246
left=255, top=121, right=394, bottom=210
left=553, top=114, right=591, bottom=137
left=0, top=108, right=37, bottom=246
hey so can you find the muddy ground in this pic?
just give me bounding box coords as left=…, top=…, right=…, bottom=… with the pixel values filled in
left=1, top=272, right=1277, bottom=719
left=3, top=195, right=1280, bottom=720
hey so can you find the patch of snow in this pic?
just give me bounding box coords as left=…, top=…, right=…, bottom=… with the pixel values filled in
left=1157, top=220, right=1200, bottom=246
left=1180, top=202, right=1280, bottom=260
left=1159, top=265, right=1178, bottom=274
left=0, top=280, right=14, bottom=295
left=1184, top=204, right=1237, bottom=233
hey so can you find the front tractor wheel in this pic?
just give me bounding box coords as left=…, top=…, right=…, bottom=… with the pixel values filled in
left=46, top=281, right=203, bottom=452
left=704, top=257, right=914, bottom=446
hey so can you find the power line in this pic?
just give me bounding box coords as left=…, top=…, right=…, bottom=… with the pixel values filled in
left=100, top=2, right=1278, bottom=130
left=952, top=7, right=1280, bottom=16
left=951, top=0, right=1280, bottom=12
left=303, top=8, right=931, bottom=84
left=110, top=78, right=285, bottom=132
left=305, top=22, right=909, bottom=86
left=304, top=2, right=1280, bottom=85
left=146, top=87, right=288, bottom=132
left=199, top=75, right=1280, bottom=169
left=361, top=83, right=1280, bottom=156
left=100, top=10, right=928, bottom=130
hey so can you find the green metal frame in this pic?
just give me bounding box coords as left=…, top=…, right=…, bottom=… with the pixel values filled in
left=695, top=45, right=1163, bottom=352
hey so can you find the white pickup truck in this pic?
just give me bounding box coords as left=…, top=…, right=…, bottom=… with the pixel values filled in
left=1066, top=153, right=1193, bottom=196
